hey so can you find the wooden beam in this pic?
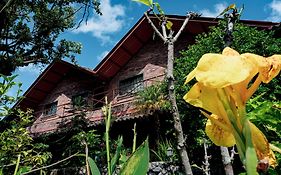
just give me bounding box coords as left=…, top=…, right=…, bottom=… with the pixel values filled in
left=133, top=33, right=145, bottom=44
left=121, top=46, right=133, bottom=56
left=108, top=59, right=122, bottom=68
left=33, top=87, right=49, bottom=94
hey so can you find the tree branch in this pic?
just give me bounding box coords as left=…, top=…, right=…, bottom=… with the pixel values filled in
left=0, top=0, right=13, bottom=13
left=144, top=12, right=166, bottom=42
left=161, top=20, right=167, bottom=39
left=173, top=12, right=194, bottom=42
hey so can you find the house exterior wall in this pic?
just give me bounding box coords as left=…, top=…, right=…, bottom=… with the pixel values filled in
left=107, top=33, right=194, bottom=101
left=105, top=34, right=194, bottom=121
left=29, top=33, right=194, bottom=134
left=30, top=73, right=101, bottom=134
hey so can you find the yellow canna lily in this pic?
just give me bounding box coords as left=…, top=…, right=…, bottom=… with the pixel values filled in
left=183, top=47, right=281, bottom=173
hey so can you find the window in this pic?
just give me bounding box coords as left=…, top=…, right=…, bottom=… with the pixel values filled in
left=44, top=102, right=57, bottom=116
left=119, top=74, right=144, bottom=95
left=72, top=93, right=88, bottom=108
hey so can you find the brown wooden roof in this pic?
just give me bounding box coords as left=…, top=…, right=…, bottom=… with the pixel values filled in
left=15, top=60, right=97, bottom=109
left=94, top=14, right=280, bottom=79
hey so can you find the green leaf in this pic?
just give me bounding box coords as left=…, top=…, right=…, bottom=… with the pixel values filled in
left=244, top=121, right=258, bottom=175
left=154, top=2, right=164, bottom=14
left=166, top=21, right=173, bottom=30
left=217, top=4, right=236, bottom=17
left=245, top=146, right=258, bottom=175
left=132, top=0, right=152, bottom=7
left=120, top=138, right=149, bottom=175
left=111, top=136, right=123, bottom=173
left=16, top=166, right=32, bottom=175
left=88, top=157, right=101, bottom=175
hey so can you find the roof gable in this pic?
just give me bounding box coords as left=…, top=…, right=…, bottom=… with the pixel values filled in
left=94, top=14, right=279, bottom=79
left=15, top=60, right=97, bottom=109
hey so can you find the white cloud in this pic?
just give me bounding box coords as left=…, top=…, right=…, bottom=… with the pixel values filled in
left=267, top=0, right=281, bottom=22
left=73, top=0, right=126, bottom=44
left=199, top=2, right=227, bottom=17
left=97, top=50, right=109, bottom=61
left=18, top=64, right=43, bottom=75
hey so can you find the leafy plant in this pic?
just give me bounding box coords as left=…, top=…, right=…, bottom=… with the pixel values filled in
left=0, top=74, right=22, bottom=117
left=151, top=139, right=178, bottom=162
left=0, top=0, right=102, bottom=75
left=0, top=75, right=51, bottom=174
left=86, top=98, right=150, bottom=175
left=135, top=82, right=171, bottom=112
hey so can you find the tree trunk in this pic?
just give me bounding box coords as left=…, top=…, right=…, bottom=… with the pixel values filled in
left=219, top=12, right=236, bottom=175
left=167, top=42, right=193, bottom=175
left=220, top=146, right=234, bottom=175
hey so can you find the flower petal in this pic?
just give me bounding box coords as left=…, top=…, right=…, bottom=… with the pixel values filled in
left=183, top=83, right=229, bottom=124
left=242, top=53, right=281, bottom=83
left=184, top=68, right=197, bottom=84
left=249, top=122, right=277, bottom=167
left=194, top=53, right=253, bottom=88
left=205, top=116, right=235, bottom=147
left=222, top=47, right=240, bottom=56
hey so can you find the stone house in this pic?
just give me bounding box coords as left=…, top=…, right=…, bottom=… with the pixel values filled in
left=15, top=14, right=279, bottom=142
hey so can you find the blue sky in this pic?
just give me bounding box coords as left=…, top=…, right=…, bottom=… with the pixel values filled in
left=11, top=0, right=281, bottom=96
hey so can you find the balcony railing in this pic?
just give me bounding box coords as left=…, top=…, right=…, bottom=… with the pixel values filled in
left=31, top=74, right=165, bottom=133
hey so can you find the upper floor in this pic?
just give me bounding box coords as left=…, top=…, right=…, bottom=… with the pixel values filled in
left=15, top=14, right=280, bottom=135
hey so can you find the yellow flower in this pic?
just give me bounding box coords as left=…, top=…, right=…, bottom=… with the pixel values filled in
left=183, top=47, right=281, bottom=169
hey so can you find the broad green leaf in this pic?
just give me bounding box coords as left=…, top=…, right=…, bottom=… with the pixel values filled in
left=88, top=157, right=101, bottom=175
left=120, top=139, right=149, bottom=175
left=132, top=0, right=152, bottom=7
left=111, top=136, right=123, bottom=173
left=166, top=21, right=173, bottom=30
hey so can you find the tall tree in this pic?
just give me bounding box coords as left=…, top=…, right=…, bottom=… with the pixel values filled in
left=144, top=12, right=194, bottom=175
left=133, top=0, right=196, bottom=174
left=0, top=0, right=101, bottom=75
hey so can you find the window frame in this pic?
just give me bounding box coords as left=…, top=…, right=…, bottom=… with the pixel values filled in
left=119, top=74, right=144, bottom=96
left=43, top=101, right=58, bottom=116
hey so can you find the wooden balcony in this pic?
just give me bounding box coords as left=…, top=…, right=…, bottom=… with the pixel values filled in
left=30, top=74, right=165, bottom=134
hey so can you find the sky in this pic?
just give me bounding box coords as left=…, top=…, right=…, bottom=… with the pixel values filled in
left=10, top=0, right=281, bottom=97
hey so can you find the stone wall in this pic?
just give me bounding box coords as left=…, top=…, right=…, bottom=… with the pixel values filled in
left=148, top=162, right=181, bottom=175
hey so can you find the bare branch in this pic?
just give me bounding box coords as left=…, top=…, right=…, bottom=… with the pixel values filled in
left=202, top=139, right=211, bottom=175
left=230, top=146, right=237, bottom=161
left=144, top=12, right=166, bottom=42
left=0, top=0, right=13, bottom=13
left=173, top=12, right=194, bottom=42
left=161, top=19, right=167, bottom=39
